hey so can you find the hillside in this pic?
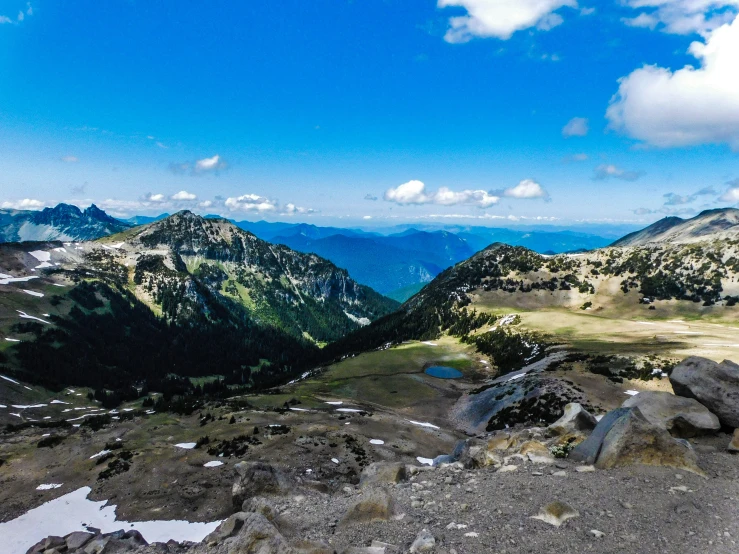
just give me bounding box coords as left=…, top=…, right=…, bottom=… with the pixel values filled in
left=272, top=230, right=474, bottom=295
left=0, top=211, right=397, bottom=394
left=613, top=208, right=739, bottom=246
left=329, top=237, right=739, bottom=357
left=0, top=203, right=132, bottom=242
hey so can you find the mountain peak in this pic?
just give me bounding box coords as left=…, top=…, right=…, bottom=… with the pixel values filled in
left=613, top=207, right=739, bottom=246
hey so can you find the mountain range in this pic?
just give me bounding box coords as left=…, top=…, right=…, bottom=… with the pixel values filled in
left=0, top=203, right=132, bottom=242
left=612, top=208, right=739, bottom=246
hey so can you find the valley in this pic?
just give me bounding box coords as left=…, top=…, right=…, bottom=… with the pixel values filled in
left=1, top=209, right=739, bottom=553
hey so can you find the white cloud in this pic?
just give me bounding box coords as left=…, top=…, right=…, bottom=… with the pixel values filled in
left=60, top=156, right=79, bottom=163
left=17, top=10, right=23, bottom=21
left=1, top=199, right=46, bottom=210
left=720, top=186, right=739, bottom=202
left=562, top=117, right=589, bottom=137
left=384, top=180, right=499, bottom=208
left=593, top=164, right=644, bottom=181
left=570, top=153, right=589, bottom=161
left=26, top=2, right=32, bottom=16
left=195, top=154, right=226, bottom=172
left=438, top=0, right=577, bottom=42
left=145, top=193, right=166, bottom=203
left=622, top=0, right=739, bottom=35
left=607, top=15, right=739, bottom=149
left=0, top=16, right=13, bottom=24
left=503, top=179, right=550, bottom=199
left=171, top=190, right=197, bottom=201
left=363, top=215, right=373, bottom=220
left=198, top=200, right=214, bottom=209
left=225, top=194, right=278, bottom=212
left=155, top=141, right=168, bottom=149
left=282, top=203, right=316, bottom=215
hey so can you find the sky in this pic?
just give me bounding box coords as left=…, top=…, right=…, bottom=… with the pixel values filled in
left=1, top=0, right=739, bottom=228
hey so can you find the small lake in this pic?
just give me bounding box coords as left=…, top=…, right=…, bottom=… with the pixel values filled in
left=424, top=366, right=463, bottom=379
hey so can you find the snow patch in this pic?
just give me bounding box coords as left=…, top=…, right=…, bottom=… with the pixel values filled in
left=36, top=484, right=62, bottom=491
left=416, top=457, right=434, bottom=466
left=624, top=390, right=640, bottom=396
left=407, top=420, right=440, bottom=430
left=0, top=486, right=221, bottom=554
left=22, top=290, right=44, bottom=298
left=17, top=310, right=51, bottom=324
left=344, top=312, right=371, bottom=326
left=369, top=439, right=385, bottom=445
left=29, top=251, right=51, bottom=262
left=204, top=461, right=224, bottom=468
left=325, top=401, right=343, bottom=405
left=336, top=408, right=363, bottom=413
left=89, top=450, right=111, bottom=459
left=175, top=443, right=197, bottom=449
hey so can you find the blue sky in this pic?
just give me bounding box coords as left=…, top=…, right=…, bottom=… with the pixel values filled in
left=1, top=0, right=739, bottom=227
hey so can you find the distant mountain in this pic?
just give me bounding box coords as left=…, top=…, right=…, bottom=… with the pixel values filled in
left=233, top=220, right=372, bottom=242
left=613, top=208, right=739, bottom=246
left=125, top=213, right=170, bottom=226
left=0, top=203, right=132, bottom=242
left=272, top=230, right=475, bottom=294
left=0, top=211, right=398, bottom=392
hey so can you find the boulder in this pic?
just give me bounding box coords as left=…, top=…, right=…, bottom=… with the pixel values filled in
left=340, top=489, right=395, bottom=526
left=409, top=529, right=435, bottom=553
left=548, top=403, right=597, bottom=436
left=530, top=502, right=579, bottom=527
left=243, top=496, right=279, bottom=522
left=729, top=429, right=739, bottom=453
left=595, top=407, right=705, bottom=476
left=232, top=461, right=289, bottom=509
left=433, top=440, right=472, bottom=467
left=359, top=462, right=407, bottom=488
left=65, top=532, right=95, bottom=551
left=519, top=441, right=555, bottom=464
left=204, top=512, right=291, bottom=554
left=26, top=536, right=65, bottom=554
left=569, top=408, right=630, bottom=464
left=622, top=391, right=720, bottom=438
left=669, top=356, right=739, bottom=428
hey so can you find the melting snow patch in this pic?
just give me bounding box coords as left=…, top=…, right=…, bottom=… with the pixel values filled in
left=325, top=401, right=343, bottom=405
left=5, top=338, right=20, bottom=342
left=407, top=420, right=440, bottom=430
left=89, top=450, right=111, bottom=459
left=0, top=275, right=39, bottom=285
left=204, top=461, right=224, bottom=468
left=336, top=408, right=363, bottom=413
left=416, top=457, right=434, bottom=466
left=17, top=311, right=51, bottom=324
left=331, top=458, right=340, bottom=464
left=289, top=407, right=310, bottom=412
left=369, top=439, right=385, bottom=445
left=22, top=290, right=44, bottom=297
left=29, top=251, right=51, bottom=262
left=50, top=400, right=69, bottom=405
left=53, top=247, right=66, bottom=253
left=506, top=373, right=527, bottom=382
left=35, top=262, right=53, bottom=269
left=0, top=486, right=221, bottom=553
left=36, top=484, right=62, bottom=491
left=422, top=341, right=438, bottom=346
left=0, top=404, right=6, bottom=408
left=624, top=390, right=640, bottom=396
left=175, top=443, right=197, bottom=449
left=11, top=404, right=47, bottom=409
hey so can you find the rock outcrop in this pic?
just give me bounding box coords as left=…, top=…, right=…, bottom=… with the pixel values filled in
left=669, top=357, right=739, bottom=428
left=621, top=391, right=720, bottom=438
left=232, top=462, right=290, bottom=509
left=548, top=403, right=597, bottom=437
left=594, top=408, right=705, bottom=476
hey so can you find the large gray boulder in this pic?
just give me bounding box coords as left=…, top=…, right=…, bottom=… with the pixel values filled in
left=340, top=489, right=395, bottom=526
left=595, top=407, right=705, bottom=476
left=569, top=408, right=630, bottom=464
left=232, top=462, right=289, bottom=509
left=669, top=356, right=739, bottom=428
left=548, top=403, right=597, bottom=436
left=359, top=462, right=407, bottom=488
left=203, top=512, right=292, bottom=554
left=622, top=391, right=720, bottom=438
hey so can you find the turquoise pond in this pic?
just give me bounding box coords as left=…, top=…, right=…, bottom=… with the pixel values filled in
left=424, top=366, right=463, bottom=379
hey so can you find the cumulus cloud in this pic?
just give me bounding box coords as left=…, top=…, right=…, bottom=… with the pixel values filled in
left=720, top=184, right=739, bottom=202
left=364, top=194, right=378, bottom=201
left=502, top=179, right=550, bottom=200
left=607, top=14, right=739, bottom=149
left=562, top=117, right=589, bottom=137
left=1, top=3, right=32, bottom=25
left=283, top=203, right=317, bottom=216
left=593, top=164, right=644, bottom=181
left=663, top=192, right=695, bottom=205
left=621, top=0, right=739, bottom=35
left=225, top=194, right=278, bottom=213
left=170, top=154, right=227, bottom=175
left=438, top=0, right=577, bottom=42
left=60, top=156, right=79, bottom=163
left=144, top=193, right=166, bottom=203
left=171, top=190, right=197, bottom=201
left=384, top=180, right=499, bottom=208
left=1, top=198, right=46, bottom=210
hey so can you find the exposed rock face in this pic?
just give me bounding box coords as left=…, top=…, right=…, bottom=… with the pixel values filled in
left=232, top=462, right=289, bottom=509
left=548, top=403, right=597, bottom=436
left=622, top=391, right=720, bottom=438
left=360, top=462, right=408, bottom=488
left=340, top=489, right=395, bottom=526
left=27, top=530, right=147, bottom=554
left=569, top=408, right=631, bottom=464
left=729, top=429, right=739, bottom=453
left=595, top=408, right=705, bottom=476
left=669, top=357, right=739, bottom=428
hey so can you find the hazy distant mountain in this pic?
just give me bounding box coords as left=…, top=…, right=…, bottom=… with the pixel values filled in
left=613, top=208, right=739, bottom=246
left=0, top=203, right=132, bottom=242
left=125, top=213, right=170, bottom=226
left=272, top=230, right=475, bottom=294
